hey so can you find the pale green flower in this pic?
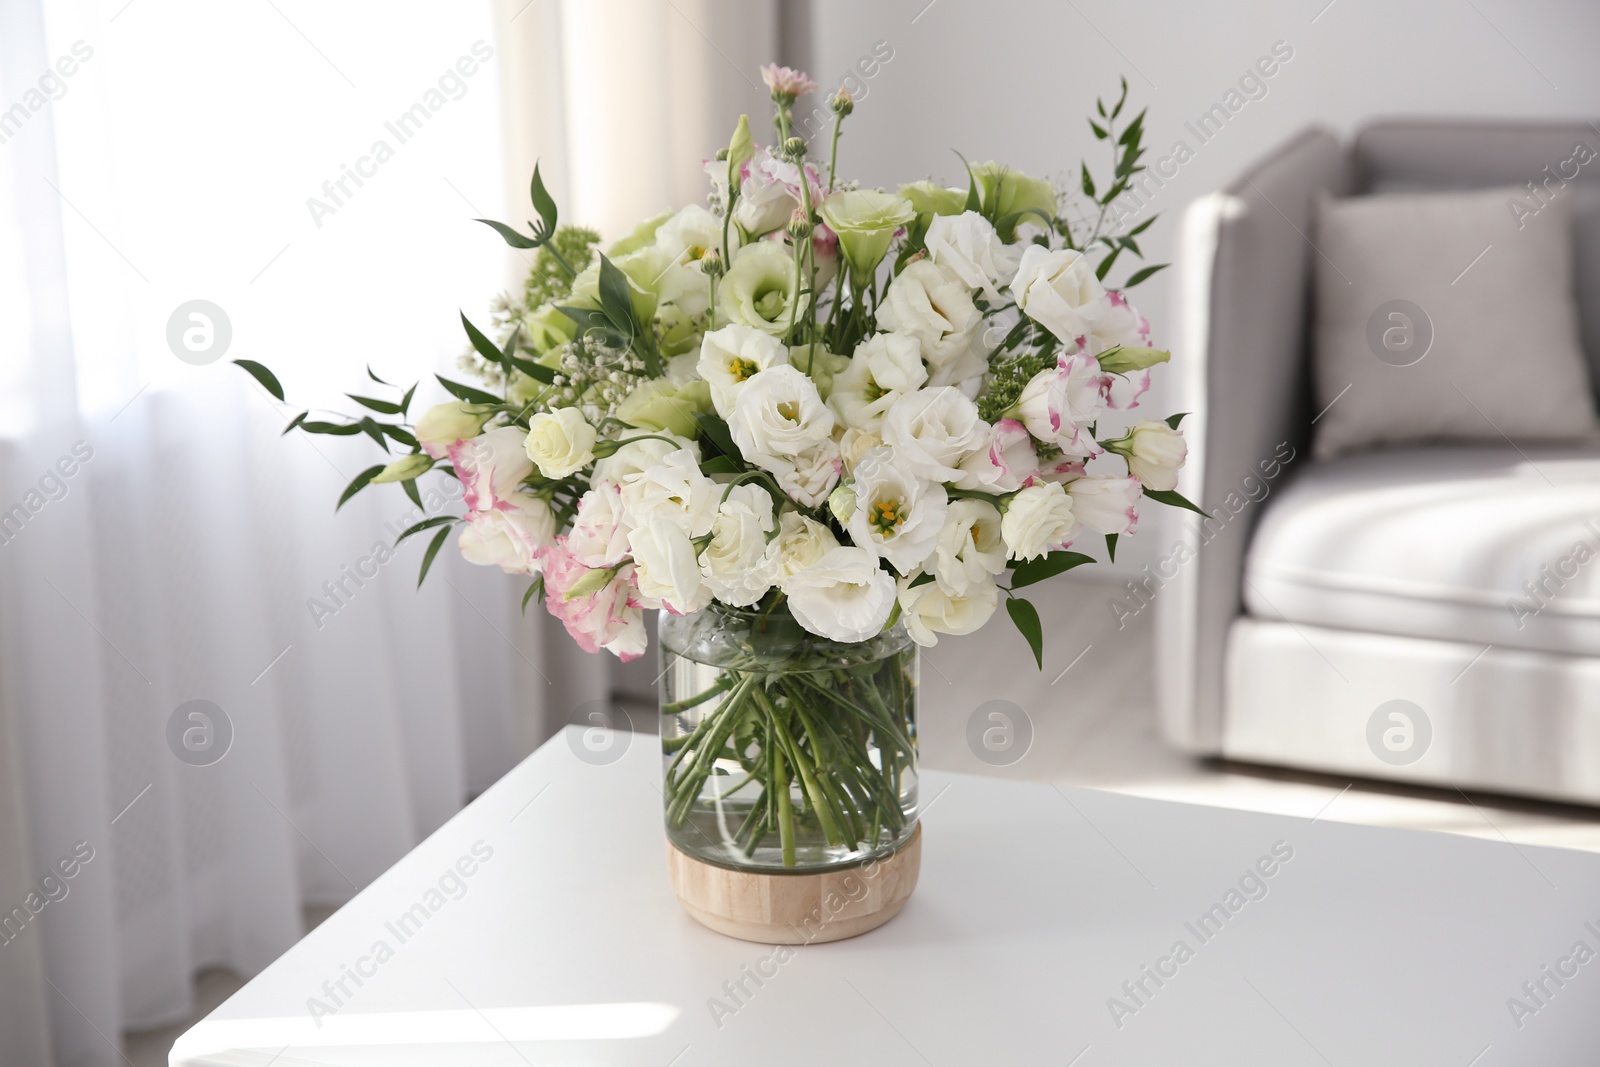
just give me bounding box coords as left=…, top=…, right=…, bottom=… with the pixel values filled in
left=616, top=379, right=712, bottom=438
left=970, top=162, right=1057, bottom=232
left=899, top=180, right=968, bottom=219
left=819, top=189, right=917, bottom=282
left=607, top=209, right=673, bottom=256
left=717, top=241, right=800, bottom=337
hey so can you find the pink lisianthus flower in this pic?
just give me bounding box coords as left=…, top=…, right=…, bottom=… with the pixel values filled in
left=450, top=426, right=533, bottom=513
left=760, top=64, right=818, bottom=100
left=952, top=418, right=1039, bottom=494
left=1096, top=291, right=1155, bottom=409
left=540, top=540, right=648, bottom=661
left=1014, top=352, right=1111, bottom=460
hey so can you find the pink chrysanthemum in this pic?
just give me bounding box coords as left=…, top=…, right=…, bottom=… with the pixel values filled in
left=760, top=64, right=817, bottom=99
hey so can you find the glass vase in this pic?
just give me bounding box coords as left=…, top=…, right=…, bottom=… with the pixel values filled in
left=659, top=602, right=918, bottom=872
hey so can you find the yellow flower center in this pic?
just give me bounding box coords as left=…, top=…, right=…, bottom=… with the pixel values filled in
left=870, top=497, right=906, bottom=533
left=777, top=400, right=801, bottom=423
left=728, top=357, right=760, bottom=382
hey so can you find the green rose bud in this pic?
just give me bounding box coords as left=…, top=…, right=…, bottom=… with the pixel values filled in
left=371, top=453, right=433, bottom=483
left=1096, top=345, right=1171, bottom=375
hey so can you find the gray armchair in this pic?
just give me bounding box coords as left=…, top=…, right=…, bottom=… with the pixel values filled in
left=1159, top=121, right=1600, bottom=804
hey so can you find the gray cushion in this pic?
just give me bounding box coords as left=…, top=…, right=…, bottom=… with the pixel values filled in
left=1309, top=187, right=1600, bottom=459
left=1244, top=444, right=1600, bottom=655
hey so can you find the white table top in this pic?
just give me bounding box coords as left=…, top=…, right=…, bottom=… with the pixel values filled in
left=173, top=726, right=1600, bottom=1066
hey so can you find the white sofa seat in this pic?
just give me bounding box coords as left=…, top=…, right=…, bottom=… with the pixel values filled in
left=1243, top=445, right=1600, bottom=656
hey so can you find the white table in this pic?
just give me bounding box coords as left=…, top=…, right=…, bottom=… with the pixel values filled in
left=173, top=727, right=1600, bottom=1066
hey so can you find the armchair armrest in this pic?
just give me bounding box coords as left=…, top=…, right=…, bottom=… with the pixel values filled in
left=1155, top=126, right=1347, bottom=752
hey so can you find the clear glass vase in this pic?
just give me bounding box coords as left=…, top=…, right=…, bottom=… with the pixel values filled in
left=659, top=603, right=918, bottom=872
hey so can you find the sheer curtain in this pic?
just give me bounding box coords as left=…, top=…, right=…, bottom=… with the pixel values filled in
left=1, top=1, right=787, bottom=1064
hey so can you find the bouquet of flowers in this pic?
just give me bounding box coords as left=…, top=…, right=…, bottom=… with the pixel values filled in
left=238, top=68, right=1194, bottom=668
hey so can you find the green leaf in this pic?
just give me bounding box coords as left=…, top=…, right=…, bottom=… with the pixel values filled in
left=1006, top=597, right=1044, bottom=670
left=395, top=514, right=458, bottom=545
left=417, top=526, right=451, bottom=588
left=435, top=374, right=503, bottom=407
left=337, top=464, right=385, bottom=511
left=347, top=393, right=404, bottom=415
left=1010, top=550, right=1096, bottom=589
left=692, top=411, right=743, bottom=462
left=1125, top=216, right=1156, bottom=236
left=460, top=311, right=504, bottom=366
left=908, top=571, right=937, bottom=589
left=300, top=420, right=364, bottom=436
left=1105, top=533, right=1118, bottom=563
left=1144, top=488, right=1209, bottom=517
left=698, top=455, right=741, bottom=476
left=366, top=365, right=392, bottom=386
left=1095, top=244, right=1123, bottom=281
left=402, top=477, right=423, bottom=508
left=357, top=417, right=391, bottom=453
left=234, top=359, right=284, bottom=401
left=381, top=424, right=419, bottom=449
left=1124, top=263, right=1169, bottom=288
left=400, top=382, right=417, bottom=415
left=1080, top=163, right=1096, bottom=199
left=1089, top=120, right=1108, bottom=140
left=474, top=217, right=541, bottom=249
left=520, top=575, right=545, bottom=615
left=529, top=161, right=558, bottom=238
left=505, top=352, right=556, bottom=385
left=282, top=411, right=309, bottom=435
left=953, top=150, right=981, bottom=214
left=1165, top=412, right=1188, bottom=430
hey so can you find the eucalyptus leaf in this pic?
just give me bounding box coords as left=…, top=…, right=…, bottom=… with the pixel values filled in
left=1144, top=488, right=1209, bottom=517
left=233, top=359, right=284, bottom=401
left=337, top=464, right=385, bottom=511
left=1006, top=597, right=1044, bottom=670
left=417, top=526, right=450, bottom=588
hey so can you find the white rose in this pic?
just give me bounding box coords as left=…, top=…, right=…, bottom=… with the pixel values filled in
left=1014, top=353, right=1107, bottom=458
left=896, top=577, right=999, bottom=647
left=699, top=484, right=781, bottom=606
left=846, top=447, right=948, bottom=575
left=880, top=386, right=987, bottom=482
left=1010, top=245, right=1109, bottom=345
left=457, top=492, right=555, bottom=575
left=876, top=260, right=983, bottom=380
left=567, top=482, right=633, bottom=568
left=774, top=511, right=840, bottom=585
left=415, top=401, right=490, bottom=458
left=619, top=447, right=719, bottom=537
left=523, top=408, right=597, bottom=478
left=452, top=426, right=534, bottom=513
left=697, top=324, right=789, bottom=419
left=1104, top=420, right=1187, bottom=492
left=925, top=211, right=1021, bottom=299
left=931, top=498, right=1006, bottom=597
left=953, top=417, right=1039, bottom=494
left=786, top=546, right=896, bottom=642
left=1001, top=482, right=1078, bottom=561
left=729, top=364, right=835, bottom=460
left=628, top=518, right=711, bottom=615
left=1065, top=475, right=1142, bottom=535
left=591, top=434, right=698, bottom=489
left=828, top=333, right=927, bottom=432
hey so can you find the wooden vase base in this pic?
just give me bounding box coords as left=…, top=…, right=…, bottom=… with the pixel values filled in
left=666, top=824, right=921, bottom=944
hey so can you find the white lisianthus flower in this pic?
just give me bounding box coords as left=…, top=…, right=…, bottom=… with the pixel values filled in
left=1104, top=420, right=1188, bottom=492
left=786, top=546, right=896, bottom=642
left=697, top=324, right=789, bottom=419
left=718, top=240, right=801, bottom=336
left=524, top=408, right=597, bottom=478
left=1014, top=353, right=1109, bottom=458
left=925, top=211, right=1022, bottom=299
left=1001, top=481, right=1078, bottom=561
left=828, top=333, right=927, bottom=432
left=451, top=426, right=534, bottom=513
left=458, top=492, right=556, bottom=575
left=1010, top=245, right=1109, bottom=345
left=896, top=576, right=999, bottom=647
left=591, top=434, right=698, bottom=489
left=880, top=386, right=987, bottom=482
left=838, top=427, right=885, bottom=475
left=875, top=259, right=985, bottom=385
left=846, top=447, right=948, bottom=575
left=657, top=203, right=735, bottom=264
left=415, top=401, right=490, bottom=459
left=1064, top=475, right=1142, bottom=535
left=733, top=148, right=816, bottom=237
left=619, top=447, right=719, bottom=537
left=819, top=189, right=917, bottom=280
left=729, top=364, right=835, bottom=460
left=567, top=482, right=633, bottom=568
left=700, top=484, right=781, bottom=606
left=628, top=518, right=711, bottom=615
left=773, top=511, right=840, bottom=586
left=932, top=498, right=1006, bottom=597
left=953, top=418, right=1039, bottom=494
left=772, top=439, right=843, bottom=507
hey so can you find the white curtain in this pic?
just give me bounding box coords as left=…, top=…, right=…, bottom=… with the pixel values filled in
left=0, top=1, right=787, bottom=1063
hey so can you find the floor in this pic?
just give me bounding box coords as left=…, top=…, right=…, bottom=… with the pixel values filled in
left=123, top=573, right=1600, bottom=1064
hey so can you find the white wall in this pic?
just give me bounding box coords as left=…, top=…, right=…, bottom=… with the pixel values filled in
left=808, top=0, right=1600, bottom=574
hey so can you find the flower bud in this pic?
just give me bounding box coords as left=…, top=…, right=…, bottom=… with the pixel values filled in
left=783, top=136, right=807, bottom=160
left=828, top=483, right=857, bottom=525
left=831, top=86, right=855, bottom=116
left=371, top=453, right=433, bottom=483
left=699, top=248, right=724, bottom=277
left=786, top=209, right=813, bottom=242
left=714, top=147, right=729, bottom=162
